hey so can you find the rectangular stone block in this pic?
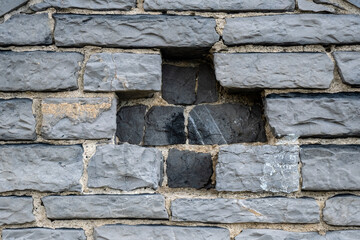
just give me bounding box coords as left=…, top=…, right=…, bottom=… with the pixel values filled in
left=298, top=0, right=335, bottom=13
left=334, top=52, right=360, bottom=86
left=216, top=145, right=299, bottom=193
left=0, top=0, right=28, bottom=17
left=214, top=53, right=333, bottom=89
left=2, top=228, right=86, bottom=240
left=171, top=197, right=319, bottom=223
left=324, top=195, right=360, bottom=226
left=0, top=197, right=35, bottom=226
left=235, top=229, right=323, bottom=240
left=0, top=51, right=83, bottom=91
left=41, top=98, right=117, bottom=139
left=0, top=144, right=83, bottom=192
left=31, top=0, right=136, bottom=11
left=54, top=14, right=218, bottom=48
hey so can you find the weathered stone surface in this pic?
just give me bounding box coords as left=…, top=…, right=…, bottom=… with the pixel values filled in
left=0, top=144, right=83, bottom=192
left=347, top=0, right=360, bottom=8
left=0, top=0, right=28, bottom=17
left=326, top=230, right=360, bottom=240
left=324, top=195, right=360, bottom=226
left=223, top=14, right=360, bottom=45
left=54, top=14, right=218, bottom=48
left=144, top=106, right=186, bottom=146
left=31, top=0, right=135, bottom=11
left=84, top=53, right=162, bottom=93
left=41, top=98, right=117, bottom=139
left=171, top=197, right=319, bottom=223
left=0, top=197, right=34, bottom=226
left=0, top=51, right=83, bottom=92
left=216, top=145, right=299, bottom=193
left=188, top=103, right=266, bottom=145
left=94, top=224, right=230, bottom=240
left=196, top=64, right=218, bottom=104
left=334, top=52, right=360, bottom=86
left=0, top=14, right=52, bottom=46
left=117, top=105, right=146, bottom=145
left=0, top=98, right=36, bottom=140
left=214, top=53, right=333, bottom=89
left=2, top=228, right=86, bottom=240
left=42, top=194, right=168, bottom=219
left=235, top=229, right=323, bottom=240
left=88, top=144, right=163, bottom=191
left=265, top=93, right=360, bottom=138
left=298, top=0, right=335, bottom=13
left=167, top=149, right=213, bottom=189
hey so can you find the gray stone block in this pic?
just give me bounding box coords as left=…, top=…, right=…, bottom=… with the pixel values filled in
left=2, top=228, right=86, bottom=240
left=42, top=194, right=168, bottom=220
left=216, top=145, right=299, bottom=193
left=88, top=144, right=163, bottom=191
left=196, top=63, right=218, bottom=104
left=54, top=14, right=218, bottom=47
left=214, top=53, right=333, bottom=89
left=31, top=0, right=135, bottom=11
left=41, top=98, right=117, bottom=139
left=235, top=229, right=323, bottom=240
left=0, top=197, right=35, bottom=226
left=171, top=197, right=319, bottom=223
left=334, top=52, right=360, bottom=86
left=324, top=195, right=360, bottom=226
left=326, top=230, right=360, bottom=240
left=298, top=0, right=335, bottom=13
left=0, top=51, right=83, bottom=92
left=347, top=0, right=360, bottom=8
left=0, top=0, right=28, bottom=17
left=0, top=144, right=83, bottom=192
left=0, top=98, right=36, bottom=140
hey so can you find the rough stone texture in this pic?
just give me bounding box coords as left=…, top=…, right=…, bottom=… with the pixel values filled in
left=298, top=0, right=335, bottom=13
left=235, top=229, right=323, bottom=240
left=0, top=14, right=52, bottom=46
left=216, top=145, right=300, bottom=193
left=0, top=197, right=35, bottom=226
left=188, top=103, right=266, bottom=145
left=144, top=106, right=186, bottom=146
left=2, top=228, right=86, bottom=240
left=41, top=98, right=117, bottom=139
left=334, top=52, right=360, bottom=86
left=196, top=64, right=218, bottom=104
left=31, top=0, right=135, bottom=11
left=42, top=194, right=168, bottom=220
left=54, top=14, right=218, bottom=48
left=171, top=197, right=319, bottom=223
left=323, top=195, right=360, bottom=226
left=0, top=0, right=28, bottom=17
left=167, top=149, right=213, bottom=189
left=265, top=93, right=360, bottom=138
left=347, top=0, right=360, bottom=8
left=0, top=98, right=36, bottom=140
left=0, top=51, right=83, bottom=92
left=84, top=53, right=162, bottom=94
left=326, top=230, right=360, bottom=239
left=223, top=14, right=360, bottom=45
left=214, top=53, right=333, bottom=89
left=0, top=144, right=83, bottom=192
left=94, top=224, right=230, bottom=240
left=88, top=144, right=163, bottom=191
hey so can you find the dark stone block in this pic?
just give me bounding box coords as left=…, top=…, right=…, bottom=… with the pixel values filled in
left=195, top=64, right=218, bottom=104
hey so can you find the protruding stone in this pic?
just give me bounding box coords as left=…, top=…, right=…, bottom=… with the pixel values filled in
left=235, top=229, right=323, bottom=240
left=0, top=0, right=28, bottom=17
left=298, top=0, right=336, bottom=13
left=2, top=228, right=86, bottom=240
left=334, top=52, right=360, bottom=86
left=0, top=197, right=35, bottom=226
left=31, top=0, right=136, bottom=11
left=324, top=195, right=360, bottom=226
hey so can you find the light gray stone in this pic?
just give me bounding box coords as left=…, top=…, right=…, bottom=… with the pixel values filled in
left=0, top=51, right=83, bottom=92
left=88, top=144, right=163, bottom=191
left=41, top=98, right=117, bottom=139
left=0, top=0, right=28, bottom=17
left=216, top=145, right=300, bottom=193
left=347, top=0, right=360, bottom=8
left=94, top=224, right=230, bottom=240
left=0, top=98, right=36, bottom=140
left=0, top=144, right=83, bottom=192
left=298, top=0, right=335, bottom=13
left=223, top=14, right=360, bottom=45
left=326, top=230, right=360, bottom=240
left=2, top=228, right=86, bottom=240
left=171, top=198, right=319, bottom=223
left=31, top=0, right=135, bottom=11
left=0, top=14, right=52, bottom=46
left=324, top=195, right=360, bottom=226
left=214, top=53, right=333, bottom=89
left=334, top=52, right=360, bottom=86
left=0, top=197, right=35, bottom=226
left=54, top=14, right=218, bottom=47
left=235, top=229, right=323, bottom=240
left=265, top=93, right=360, bottom=138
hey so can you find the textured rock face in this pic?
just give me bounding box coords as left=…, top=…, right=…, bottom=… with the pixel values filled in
left=31, top=0, right=135, bottom=11
left=223, top=14, right=360, bottom=45
left=54, top=14, right=218, bottom=47
left=347, top=0, right=360, bottom=8
left=87, top=144, right=163, bottom=190
left=235, top=229, right=323, bottom=240
left=0, top=0, right=28, bottom=17
left=216, top=145, right=299, bottom=193
left=2, top=228, right=86, bottom=240
left=265, top=93, right=360, bottom=137
left=326, top=230, right=360, bottom=240
left=42, top=194, right=168, bottom=219
left=0, top=51, right=83, bottom=91
left=334, top=52, right=360, bottom=86
left=0, top=144, right=83, bottom=192
left=297, top=0, right=335, bottom=13
left=0, top=197, right=35, bottom=226
left=324, top=195, right=360, bottom=226
left=117, top=105, right=147, bottom=144
left=214, top=53, right=333, bottom=89
left=171, top=198, right=319, bottom=223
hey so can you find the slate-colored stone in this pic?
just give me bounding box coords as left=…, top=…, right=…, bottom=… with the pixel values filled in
left=41, top=98, right=117, bottom=140
left=216, top=145, right=300, bottom=193
left=326, top=230, right=360, bottom=240
left=196, top=64, right=218, bottom=104
left=116, top=105, right=146, bottom=144
left=94, top=224, right=230, bottom=240
left=54, top=14, right=218, bottom=48
left=31, top=0, right=135, bottom=11
left=334, top=52, right=360, bottom=86
left=235, top=229, right=323, bottom=240
left=265, top=93, right=360, bottom=138
left=214, top=53, right=333, bottom=89
left=0, top=14, right=52, bottom=46
left=0, top=51, right=83, bottom=92
left=0, top=0, right=28, bottom=17
left=347, top=0, right=360, bottom=8
left=167, top=149, right=213, bottom=189
left=42, top=194, right=168, bottom=220
left=324, top=195, right=360, bottom=226
left=171, top=197, right=319, bottom=223
left=298, top=0, right=335, bottom=13
left=188, top=103, right=266, bottom=145
left=88, top=144, right=163, bottom=191
left=0, top=144, right=83, bottom=192
left=0, top=98, right=36, bottom=140
left=0, top=197, right=35, bottom=226
left=2, top=228, right=86, bottom=240
left=144, top=106, right=186, bottom=146
left=223, top=14, right=360, bottom=45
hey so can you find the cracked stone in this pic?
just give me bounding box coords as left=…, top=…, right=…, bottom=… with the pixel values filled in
left=3, top=228, right=86, bottom=240
left=0, top=197, right=35, bottom=226
left=334, top=52, right=360, bottom=86
left=31, top=0, right=135, bottom=11
left=324, top=195, right=360, bottom=226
